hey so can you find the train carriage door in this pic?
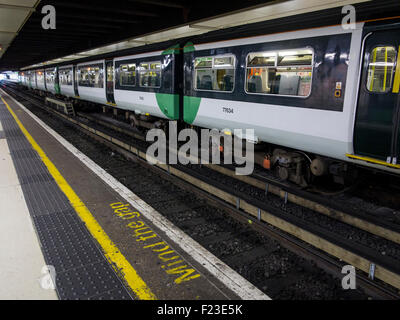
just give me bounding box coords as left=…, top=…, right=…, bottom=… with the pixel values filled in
left=354, top=29, right=400, bottom=165
left=394, top=44, right=400, bottom=164
left=105, top=60, right=115, bottom=104
left=54, top=66, right=60, bottom=94
left=73, top=65, right=79, bottom=97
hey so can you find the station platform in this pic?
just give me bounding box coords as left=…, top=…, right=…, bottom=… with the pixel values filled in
left=0, top=89, right=268, bottom=300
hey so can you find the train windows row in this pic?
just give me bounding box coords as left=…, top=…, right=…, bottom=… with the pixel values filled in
left=366, top=46, right=397, bottom=93
left=195, top=56, right=235, bottom=92
left=194, top=48, right=313, bottom=97
left=46, top=70, right=55, bottom=84
left=119, top=64, right=136, bottom=86
left=139, top=62, right=161, bottom=88
left=119, top=61, right=161, bottom=88
left=59, top=68, right=73, bottom=86
left=78, top=64, right=104, bottom=88
left=36, top=71, right=44, bottom=83
left=246, top=49, right=313, bottom=97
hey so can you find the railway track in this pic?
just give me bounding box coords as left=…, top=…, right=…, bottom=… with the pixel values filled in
left=77, top=107, right=400, bottom=246
left=3, top=82, right=400, bottom=299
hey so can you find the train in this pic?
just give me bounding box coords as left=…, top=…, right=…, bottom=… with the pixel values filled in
left=16, top=10, right=400, bottom=186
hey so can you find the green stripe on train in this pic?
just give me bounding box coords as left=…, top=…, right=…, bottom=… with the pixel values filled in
left=155, top=93, right=180, bottom=120
left=162, top=44, right=180, bottom=55
left=183, top=96, right=201, bottom=124
left=183, top=42, right=195, bottom=53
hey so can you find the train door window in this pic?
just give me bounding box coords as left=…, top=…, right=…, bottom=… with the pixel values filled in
left=36, top=71, right=44, bottom=84
left=78, top=67, right=88, bottom=86
left=46, top=70, right=55, bottom=84
left=246, top=48, right=313, bottom=97
left=67, top=69, right=73, bottom=85
left=119, top=64, right=136, bottom=86
left=194, top=55, right=235, bottom=92
left=366, top=46, right=397, bottom=93
left=139, top=62, right=161, bottom=88
left=59, top=69, right=72, bottom=85
left=78, top=65, right=104, bottom=88
left=88, top=66, right=103, bottom=88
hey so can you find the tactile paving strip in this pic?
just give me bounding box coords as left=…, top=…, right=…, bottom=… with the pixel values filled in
left=0, top=101, right=133, bottom=300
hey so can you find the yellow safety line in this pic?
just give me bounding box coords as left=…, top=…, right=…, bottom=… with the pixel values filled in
left=0, top=95, right=156, bottom=300
left=393, top=46, right=400, bottom=94
left=346, top=153, right=400, bottom=169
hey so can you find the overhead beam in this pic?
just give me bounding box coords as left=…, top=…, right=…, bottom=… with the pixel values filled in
left=52, top=20, right=124, bottom=30
left=0, top=4, right=36, bottom=12
left=189, top=24, right=219, bottom=30
left=55, top=2, right=159, bottom=17
left=0, top=30, right=17, bottom=35
left=29, top=13, right=141, bottom=25
left=22, top=28, right=116, bottom=36
left=128, top=0, right=185, bottom=9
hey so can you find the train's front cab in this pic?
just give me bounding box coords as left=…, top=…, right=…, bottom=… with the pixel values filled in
left=351, top=19, right=400, bottom=172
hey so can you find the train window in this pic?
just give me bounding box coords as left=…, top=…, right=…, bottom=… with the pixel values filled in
left=247, top=52, right=276, bottom=67
left=366, top=46, right=397, bottom=93
left=139, top=62, right=161, bottom=88
left=36, top=71, right=44, bottom=83
left=107, top=65, right=114, bottom=82
left=119, top=64, right=136, bottom=86
left=246, top=48, right=313, bottom=97
left=78, top=64, right=104, bottom=88
left=46, top=70, right=55, bottom=84
left=194, top=55, right=235, bottom=92
left=59, top=69, right=72, bottom=86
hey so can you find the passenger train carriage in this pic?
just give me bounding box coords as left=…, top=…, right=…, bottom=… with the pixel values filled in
left=113, top=47, right=181, bottom=120
left=58, top=65, right=74, bottom=98
left=17, top=11, right=400, bottom=185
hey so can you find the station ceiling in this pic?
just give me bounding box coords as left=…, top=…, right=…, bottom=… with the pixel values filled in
left=0, top=0, right=275, bottom=71
left=0, top=1, right=38, bottom=62
left=0, top=0, right=397, bottom=72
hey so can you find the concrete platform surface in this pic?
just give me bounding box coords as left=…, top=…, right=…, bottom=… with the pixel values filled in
left=0, top=111, right=57, bottom=300
left=0, top=89, right=269, bottom=300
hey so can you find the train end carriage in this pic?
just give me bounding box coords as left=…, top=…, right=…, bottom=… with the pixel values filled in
left=113, top=46, right=181, bottom=121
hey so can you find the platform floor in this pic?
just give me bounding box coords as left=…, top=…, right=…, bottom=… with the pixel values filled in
left=0, top=117, right=57, bottom=300
left=0, top=89, right=268, bottom=300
